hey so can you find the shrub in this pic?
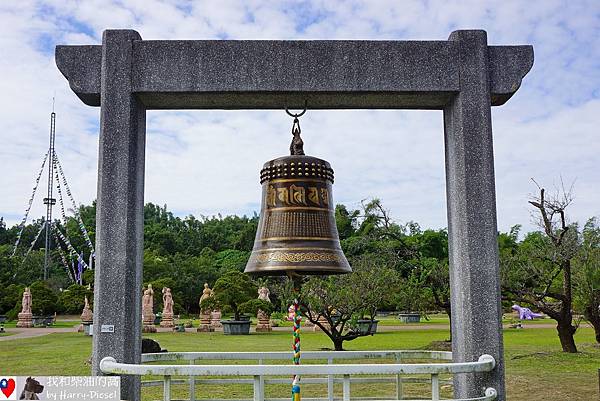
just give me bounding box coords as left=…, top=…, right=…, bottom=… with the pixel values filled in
left=57, top=284, right=93, bottom=314
left=29, top=281, right=58, bottom=315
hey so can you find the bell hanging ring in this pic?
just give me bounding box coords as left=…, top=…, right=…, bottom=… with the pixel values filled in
left=244, top=109, right=351, bottom=276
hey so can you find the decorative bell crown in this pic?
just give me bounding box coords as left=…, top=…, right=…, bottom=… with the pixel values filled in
left=244, top=110, right=351, bottom=276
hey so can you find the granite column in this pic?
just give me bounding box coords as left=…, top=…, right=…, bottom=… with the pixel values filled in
left=92, top=30, right=146, bottom=401
left=443, top=30, right=505, bottom=400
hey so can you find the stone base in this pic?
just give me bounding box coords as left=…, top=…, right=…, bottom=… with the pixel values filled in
left=142, top=325, right=157, bottom=333
left=210, top=321, right=223, bottom=330
left=160, top=313, right=174, bottom=328
left=197, top=324, right=214, bottom=332
left=210, top=311, right=223, bottom=329
left=199, top=312, right=212, bottom=330
left=256, top=324, right=272, bottom=332
left=16, top=312, right=33, bottom=328
left=77, top=322, right=93, bottom=333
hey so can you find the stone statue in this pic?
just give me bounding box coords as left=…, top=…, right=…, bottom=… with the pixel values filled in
left=21, top=287, right=32, bottom=313
left=17, top=287, right=33, bottom=328
left=258, top=286, right=270, bottom=302
left=80, top=296, right=93, bottom=323
left=256, top=286, right=272, bottom=332
left=160, top=287, right=175, bottom=328
left=142, top=284, right=156, bottom=332
left=199, top=283, right=213, bottom=309
left=198, top=283, right=214, bottom=332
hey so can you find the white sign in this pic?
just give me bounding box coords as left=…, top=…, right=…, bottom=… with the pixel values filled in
left=100, top=325, right=114, bottom=333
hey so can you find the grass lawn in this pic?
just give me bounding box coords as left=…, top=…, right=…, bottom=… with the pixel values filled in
left=0, top=326, right=597, bottom=400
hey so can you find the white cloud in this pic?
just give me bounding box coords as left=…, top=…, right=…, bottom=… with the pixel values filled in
left=0, top=0, right=598, bottom=235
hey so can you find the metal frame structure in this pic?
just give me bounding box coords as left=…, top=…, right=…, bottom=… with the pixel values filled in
left=56, top=29, right=534, bottom=401
left=42, top=111, right=57, bottom=280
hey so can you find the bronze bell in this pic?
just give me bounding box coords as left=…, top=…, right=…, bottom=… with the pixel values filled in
left=245, top=115, right=351, bottom=276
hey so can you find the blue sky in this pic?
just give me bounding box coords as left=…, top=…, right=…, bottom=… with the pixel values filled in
left=0, top=0, right=599, bottom=234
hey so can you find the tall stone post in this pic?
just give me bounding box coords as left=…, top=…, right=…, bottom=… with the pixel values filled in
left=443, top=30, right=505, bottom=400
left=92, top=30, right=146, bottom=401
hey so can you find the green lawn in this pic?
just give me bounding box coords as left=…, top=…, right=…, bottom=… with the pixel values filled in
left=0, top=326, right=597, bottom=400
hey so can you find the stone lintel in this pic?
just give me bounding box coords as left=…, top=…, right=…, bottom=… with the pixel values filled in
left=55, top=32, right=533, bottom=109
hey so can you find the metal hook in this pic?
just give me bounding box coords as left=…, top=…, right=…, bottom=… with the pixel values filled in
left=285, top=100, right=308, bottom=118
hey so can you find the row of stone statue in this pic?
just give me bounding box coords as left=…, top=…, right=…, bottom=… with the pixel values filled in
left=14, top=286, right=93, bottom=329
left=141, top=283, right=274, bottom=332
left=16, top=284, right=323, bottom=332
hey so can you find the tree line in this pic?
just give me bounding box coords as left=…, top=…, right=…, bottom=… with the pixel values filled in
left=0, top=185, right=598, bottom=352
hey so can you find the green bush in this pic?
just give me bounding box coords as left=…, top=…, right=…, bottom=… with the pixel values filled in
left=0, top=284, right=24, bottom=316
left=29, top=281, right=58, bottom=315
left=57, top=284, right=93, bottom=314
left=200, top=271, right=270, bottom=320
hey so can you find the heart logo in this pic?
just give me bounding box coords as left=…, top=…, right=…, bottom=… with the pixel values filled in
left=0, top=378, right=15, bottom=398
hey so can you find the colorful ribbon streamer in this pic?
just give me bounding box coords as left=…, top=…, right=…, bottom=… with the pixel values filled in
left=54, top=153, right=95, bottom=256
left=292, top=298, right=301, bottom=401
left=11, top=151, right=49, bottom=256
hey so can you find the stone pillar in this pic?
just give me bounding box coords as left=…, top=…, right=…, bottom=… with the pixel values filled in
left=443, top=30, right=505, bottom=400
left=92, top=30, right=146, bottom=401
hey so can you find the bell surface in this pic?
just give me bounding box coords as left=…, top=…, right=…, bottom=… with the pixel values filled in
left=245, top=154, right=351, bottom=276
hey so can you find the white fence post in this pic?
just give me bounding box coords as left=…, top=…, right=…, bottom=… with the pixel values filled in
left=431, top=374, right=439, bottom=401
left=189, top=359, right=196, bottom=401
left=343, top=374, right=350, bottom=401
left=328, top=357, right=334, bottom=401
left=253, top=375, right=263, bottom=401
left=258, top=358, right=264, bottom=400
left=395, top=354, right=403, bottom=400
left=163, top=375, right=171, bottom=401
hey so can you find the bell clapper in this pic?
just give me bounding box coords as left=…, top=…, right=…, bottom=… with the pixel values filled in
left=286, top=104, right=307, bottom=156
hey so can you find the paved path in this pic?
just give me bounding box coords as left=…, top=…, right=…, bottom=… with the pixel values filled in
left=0, top=326, right=78, bottom=341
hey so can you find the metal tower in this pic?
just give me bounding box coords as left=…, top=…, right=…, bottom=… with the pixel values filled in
left=42, top=112, right=56, bottom=280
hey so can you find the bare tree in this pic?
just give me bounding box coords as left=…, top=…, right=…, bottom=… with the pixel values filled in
left=501, top=182, right=580, bottom=352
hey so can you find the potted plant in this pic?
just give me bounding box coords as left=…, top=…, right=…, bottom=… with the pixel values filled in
left=200, top=271, right=273, bottom=335
left=355, top=309, right=379, bottom=335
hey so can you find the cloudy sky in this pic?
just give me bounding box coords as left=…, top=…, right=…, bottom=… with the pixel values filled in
left=1, top=0, right=599, bottom=235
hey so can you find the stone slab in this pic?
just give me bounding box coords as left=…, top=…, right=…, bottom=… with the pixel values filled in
left=55, top=37, right=532, bottom=109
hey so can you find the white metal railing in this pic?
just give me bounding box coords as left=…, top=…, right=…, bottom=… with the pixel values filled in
left=100, top=350, right=497, bottom=401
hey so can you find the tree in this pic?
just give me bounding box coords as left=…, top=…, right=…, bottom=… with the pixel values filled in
left=29, top=280, right=58, bottom=315
left=501, top=184, right=580, bottom=352
left=0, top=284, right=24, bottom=318
left=57, top=284, right=93, bottom=314
left=200, top=270, right=271, bottom=321
left=299, top=256, right=399, bottom=351
left=574, top=218, right=600, bottom=343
